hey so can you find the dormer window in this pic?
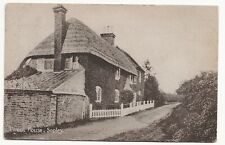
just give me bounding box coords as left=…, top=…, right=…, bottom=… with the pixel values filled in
left=44, top=59, right=54, bottom=71
left=115, top=68, right=121, bottom=80
left=65, top=56, right=73, bottom=70
left=72, top=56, right=80, bottom=70
left=35, top=58, right=54, bottom=71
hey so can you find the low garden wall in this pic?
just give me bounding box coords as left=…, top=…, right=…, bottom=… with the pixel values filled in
left=4, top=90, right=89, bottom=133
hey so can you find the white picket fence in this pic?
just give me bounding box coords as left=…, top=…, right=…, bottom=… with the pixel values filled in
left=89, top=100, right=154, bottom=118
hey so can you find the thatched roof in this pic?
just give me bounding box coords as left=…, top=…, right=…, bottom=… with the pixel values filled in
left=27, top=18, right=138, bottom=75
left=116, top=46, right=144, bottom=72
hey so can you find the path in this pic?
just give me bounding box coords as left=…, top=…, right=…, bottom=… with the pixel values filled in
left=18, top=103, right=180, bottom=140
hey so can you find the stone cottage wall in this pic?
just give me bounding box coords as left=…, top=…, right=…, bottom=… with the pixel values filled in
left=57, top=94, right=89, bottom=124
left=4, top=91, right=88, bottom=133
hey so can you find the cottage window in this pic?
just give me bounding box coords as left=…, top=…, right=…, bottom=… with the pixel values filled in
left=138, top=90, right=141, bottom=96
left=133, top=76, right=137, bottom=84
left=65, top=56, right=73, bottom=70
left=115, top=68, right=121, bottom=80
left=72, top=56, right=80, bottom=70
left=129, top=75, right=135, bottom=84
left=133, top=92, right=137, bottom=103
left=95, top=86, right=102, bottom=103
left=44, top=59, right=54, bottom=71
left=114, top=89, right=120, bottom=103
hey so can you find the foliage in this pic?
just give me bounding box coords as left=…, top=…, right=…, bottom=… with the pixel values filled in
left=120, top=90, right=134, bottom=104
left=155, top=92, right=166, bottom=107
left=144, top=75, right=159, bottom=100
left=143, top=59, right=152, bottom=79
left=143, top=59, right=165, bottom=107
left=5, top=65, right=38, bottom=80
left=162, top=93, right=184, bottom=102
left=161, top=71, right=217, bottom=142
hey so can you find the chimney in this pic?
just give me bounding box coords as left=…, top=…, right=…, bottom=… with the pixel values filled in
left=53, top=4, right=67, bottom=72
left=100, top=26, right=115, bottom=46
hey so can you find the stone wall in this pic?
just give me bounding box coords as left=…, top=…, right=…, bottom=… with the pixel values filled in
left=57, top=94, right=89, bottom=124
left=4, top=91, right=88, bottom=133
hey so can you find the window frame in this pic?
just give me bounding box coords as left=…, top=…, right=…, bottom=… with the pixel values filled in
left=133, top=92, right=137, bottom=103
left=44, top=58, right=54, bottom=71
left=138, top=90, right=141, bottom=96
left=114, top=89, right=120, bottom=103
left=95, top=86, right=102, bottom=103
left=64, top=56, right=73, bottom=70
left=138, top=71, right=142, bottom=83
left=129, top=75, right=135, bottom=84
left=115, top=68, right=121, bottom=80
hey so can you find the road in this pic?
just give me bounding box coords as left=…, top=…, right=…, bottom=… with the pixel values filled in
left=17, top=103, right=180, bottom=140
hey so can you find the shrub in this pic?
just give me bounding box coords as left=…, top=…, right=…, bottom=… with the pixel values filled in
left=120, top=90, right=134, bottom=104
left=154, top=93, right=165, bottom=107
left=5, top=65, right=38, bottom=80
left=162, top=71, right=217, bottom=142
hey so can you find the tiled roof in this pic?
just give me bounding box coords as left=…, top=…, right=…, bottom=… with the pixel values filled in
left=4, top=70, right=80, bottom=91
left=27, top=18, right=138, bottom=75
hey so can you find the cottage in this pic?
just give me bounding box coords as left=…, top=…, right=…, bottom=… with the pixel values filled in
left=4, top=5, right=145, bottom=132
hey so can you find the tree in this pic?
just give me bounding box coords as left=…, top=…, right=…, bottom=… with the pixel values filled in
left=143, top=59, right=165, bottom=107
left=143, top=59, right=152, bottom=80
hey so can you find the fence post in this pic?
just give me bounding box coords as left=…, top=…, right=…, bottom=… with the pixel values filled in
left=121, top=103, right=124, bottom=110
left=130, top=102, right=132, bottom=108
left=89, top=104, right=93, bottom=118
left=120, top=103, right=124, bottom=116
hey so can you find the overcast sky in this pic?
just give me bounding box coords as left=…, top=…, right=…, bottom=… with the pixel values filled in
left=5, top=4, right=218, bottom=93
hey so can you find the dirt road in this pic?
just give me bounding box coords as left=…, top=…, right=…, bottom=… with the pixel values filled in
left=18, top=103, right=180, bottom=140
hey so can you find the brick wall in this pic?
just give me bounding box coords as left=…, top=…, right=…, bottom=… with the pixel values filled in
left=4, top=91, right=88, bottom=133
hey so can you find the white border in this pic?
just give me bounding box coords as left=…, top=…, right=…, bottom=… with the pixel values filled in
left=1, top=0, right=224, bottom=145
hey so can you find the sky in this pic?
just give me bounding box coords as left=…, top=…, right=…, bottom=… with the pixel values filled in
left=5, top=4, right=218, bottom=93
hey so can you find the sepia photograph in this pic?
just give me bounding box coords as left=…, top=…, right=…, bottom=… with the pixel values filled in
left=4, top=3, right=218, bottom=142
